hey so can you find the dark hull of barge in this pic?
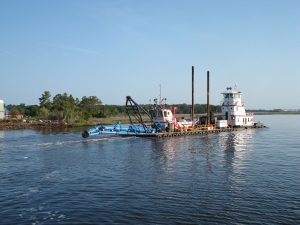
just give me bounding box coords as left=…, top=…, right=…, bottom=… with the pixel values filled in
left=135, top=125, right=265, bottom=138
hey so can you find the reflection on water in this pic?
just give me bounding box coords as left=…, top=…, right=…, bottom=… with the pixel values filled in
left=0, top=131, right=4, bottom=157
left=218, top=129, right=256, bottom=197
left=151, top=138, right=180, bottom=174
left=151, top=130, right=255, bottom=176
left=219, top=130, right=254, bottom=173
left=0, top=130, right=4, bottom=139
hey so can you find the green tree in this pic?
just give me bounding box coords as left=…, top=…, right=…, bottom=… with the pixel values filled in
left=39, top=91, right=52, bottom=110
left=38, top=106, right=50, bottom=120
left=80, top=96, right=102, bottom=120
left=25, top=105, right=39, bottom=117
left=6, top=104, right=19, bottom=114
left=6, top=104, right=26, bottom=115
left=52, top=93, right=78, bottom=123
left=176, top=104, right=190, bottom=114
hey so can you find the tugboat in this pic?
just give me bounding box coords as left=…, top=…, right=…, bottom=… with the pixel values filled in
left=149, top=98, right=194, bottom=132
left=215, top=87, right=254, bottom=128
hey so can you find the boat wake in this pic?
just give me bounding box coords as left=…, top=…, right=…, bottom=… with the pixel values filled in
left=10, top=136, right=137, bottom=149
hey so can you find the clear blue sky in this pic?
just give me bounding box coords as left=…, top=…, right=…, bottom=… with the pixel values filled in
left=0, top=0, right=299, bottom=109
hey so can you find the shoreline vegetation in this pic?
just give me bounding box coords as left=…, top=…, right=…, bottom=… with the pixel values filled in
left=1, top=90, right=299, bottom=131
left=1, top=111, right=299, bottom=131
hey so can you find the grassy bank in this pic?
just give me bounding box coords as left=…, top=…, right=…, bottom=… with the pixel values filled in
left=0, top=116, right=132, bottom=131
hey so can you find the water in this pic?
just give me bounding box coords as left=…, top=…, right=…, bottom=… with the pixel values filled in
left=0, top=115, right=299, bottom=224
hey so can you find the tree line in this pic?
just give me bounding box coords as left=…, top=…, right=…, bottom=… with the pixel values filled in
left=5, top=91, right=222, bottom=123
left=6, top=91, right=104, bottom=123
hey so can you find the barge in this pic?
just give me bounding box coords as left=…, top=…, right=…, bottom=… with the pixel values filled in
left=82, top=86, right=265, bottom=139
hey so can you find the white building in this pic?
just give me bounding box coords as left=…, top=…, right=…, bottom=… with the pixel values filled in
left=0, top=99, right=4, bottom=120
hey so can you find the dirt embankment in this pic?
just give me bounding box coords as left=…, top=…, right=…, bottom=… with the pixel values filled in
left=0, top=120, right=72, bottom=130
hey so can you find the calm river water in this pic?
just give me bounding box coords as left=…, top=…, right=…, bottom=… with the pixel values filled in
left=0, top=115, right=299, bottom=224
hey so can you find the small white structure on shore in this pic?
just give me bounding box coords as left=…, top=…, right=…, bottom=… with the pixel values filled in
left=0, top=99, right=4, bottom=120
left=216, top=87, right=254, bottom=128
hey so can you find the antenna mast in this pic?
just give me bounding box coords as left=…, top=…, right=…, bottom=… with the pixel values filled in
left=159, top=84, right=162, bottom=105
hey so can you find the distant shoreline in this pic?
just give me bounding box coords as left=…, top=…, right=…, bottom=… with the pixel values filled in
left=252, top=111, right=300, bottom=115
left=0, top=112, right=299, bottom=131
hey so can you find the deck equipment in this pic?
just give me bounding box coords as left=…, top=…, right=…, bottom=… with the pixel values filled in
left=82, top=96, right=156, bottom=138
